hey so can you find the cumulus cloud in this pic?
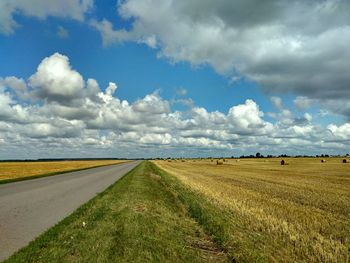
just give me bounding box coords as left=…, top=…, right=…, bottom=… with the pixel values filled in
left=132, top=93, right=170, bottom=114
left=0, top=0, right=93, bottom=35
left=98, top=82, right=117, bottom=103
left=29, top=53, right=85, bottom=104
left=328, top=123, right=350, bottom=139
left=268, top=98, right=314, bottom=128
left=0, top=76, right=30, bottom=100
left=91, top=0, right=350, bottom=118
left=227, top=99, right=271, bottom=135
left=0, top=52, right=350, bottom=158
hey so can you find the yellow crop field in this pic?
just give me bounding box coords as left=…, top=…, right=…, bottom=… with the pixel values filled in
left=0, top=160, right=128, bottom=181
left=154, top=158, right=350, bottom=262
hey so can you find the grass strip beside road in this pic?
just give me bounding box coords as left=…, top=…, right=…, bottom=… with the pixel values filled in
left=0, top=160, right=129, bottom=184
left=4, top=161, right=227, bottom=263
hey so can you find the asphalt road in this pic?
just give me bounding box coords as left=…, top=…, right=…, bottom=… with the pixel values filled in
left=0, top=161, right=141, bottom=261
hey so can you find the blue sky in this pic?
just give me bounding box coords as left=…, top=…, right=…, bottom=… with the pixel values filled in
left=0, top=0, right=350, bottom=158
left=0, top=11, right=270, bottom=114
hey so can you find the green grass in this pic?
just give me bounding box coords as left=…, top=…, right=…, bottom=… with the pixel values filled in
left=4, top=161, right=227, bottom=263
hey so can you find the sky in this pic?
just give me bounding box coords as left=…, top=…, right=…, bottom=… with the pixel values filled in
left=0, top=0, right=350, bottom=159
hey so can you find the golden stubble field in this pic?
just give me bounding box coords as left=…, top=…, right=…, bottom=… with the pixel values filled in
left=154, top=158, right=350, bottom=262
left=0, top=160, right=128, bottom=181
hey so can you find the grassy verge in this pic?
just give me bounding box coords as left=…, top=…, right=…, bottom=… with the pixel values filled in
left=0, top=162, right=129, bottom=185
left=4, top=161, right=227, bottom=263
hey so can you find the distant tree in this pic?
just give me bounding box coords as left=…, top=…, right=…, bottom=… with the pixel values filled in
left=256, top=152, right=261, bottom=158
left=279, top=154, right=289, bottom=158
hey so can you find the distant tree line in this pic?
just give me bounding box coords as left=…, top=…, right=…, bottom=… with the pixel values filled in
left=237, top=153, right=341, bottom=159
left=150, top=153, right=349, bottom=160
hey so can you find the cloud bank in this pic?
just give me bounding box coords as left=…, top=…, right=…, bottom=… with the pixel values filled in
left=0, top=53, right=349, bottom=158
left=92, top=0, right=350, bottom=119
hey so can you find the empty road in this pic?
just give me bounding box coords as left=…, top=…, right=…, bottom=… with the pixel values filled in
left=0, top=161, right=141, bottom=261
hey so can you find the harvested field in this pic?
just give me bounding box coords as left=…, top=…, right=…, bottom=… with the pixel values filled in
left=0, top=160, right=128, bottom=182
left=153, top=158, right=350, bottom=262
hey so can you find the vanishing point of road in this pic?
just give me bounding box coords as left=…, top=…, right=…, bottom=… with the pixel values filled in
left=0, top=161, right=141, bottom=261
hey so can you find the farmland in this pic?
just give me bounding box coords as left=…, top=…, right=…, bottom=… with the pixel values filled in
left=4, top=161, right=227, bottom=263
left=154, top=158, right=350, bottom=262
left=3, top=158, right=350, bottom=262
left=0, top=160, right=128, bottom=183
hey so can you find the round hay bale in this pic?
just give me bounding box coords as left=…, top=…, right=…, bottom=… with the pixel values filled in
left=216, top=160, right=223, bottom=165
left=343, top=159, right=347, bottom=163
left=321, top=159, right=326, bottom=163
left=281, top=160, right=285, bottom=165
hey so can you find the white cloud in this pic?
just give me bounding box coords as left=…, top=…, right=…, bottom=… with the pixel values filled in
left=90, top=19, right=134, bottom=46
left=98, top=82, right=117, bottom=103
left=294, top=96, right=312, bottom=110
left=132, top=93, right=170, bottom=114
left=0, top=91, right=33, bottom=124
left=138, top=35, right=157, bottom=49
left=304, top=113, right=312, bottom=122
left=0, top=0, right=93, bottom=35
left=271, top=96, right=283, bottom=110
left=1, top=52, right=350, bottom=158
left=328, top=123, right=350, bottom=139
left=29, top=53, right=84, bottom=104
left=0, top=77, right=29, bottom=100
left=0, top=92, right=14, bottom=120
left=140, top=133, right=172, bottom=145
left=106, top=82, right=117, bottom=96
left=227, top=99, right=270, bottom=134
left=21, top=121, right=83, bottom=139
